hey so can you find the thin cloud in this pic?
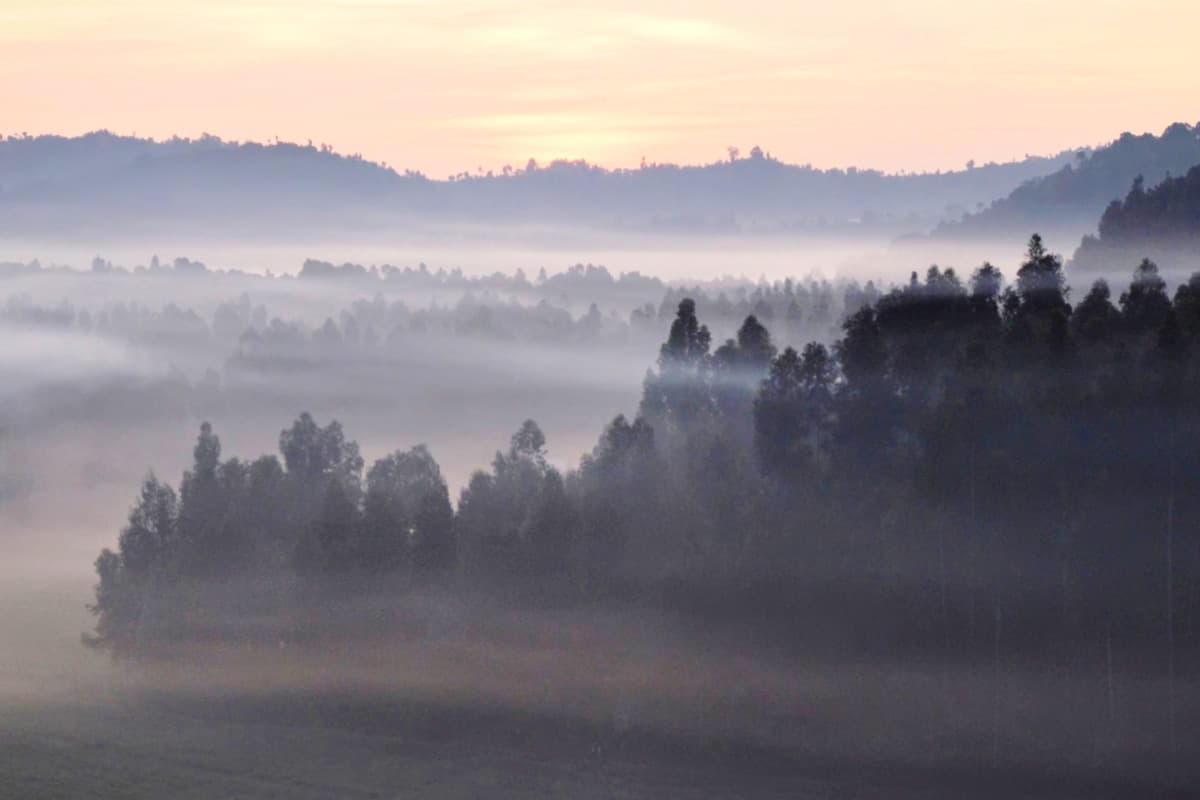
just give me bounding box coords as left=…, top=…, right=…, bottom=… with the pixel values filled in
left=619, top=14, right=752, bottom=49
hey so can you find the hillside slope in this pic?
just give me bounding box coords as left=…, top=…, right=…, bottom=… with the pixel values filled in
left=0, top=131, right=1076, bottom=237
left=934, top=123, right=1200, bottom=242
left=1072, top=163, right=1200, bottom=273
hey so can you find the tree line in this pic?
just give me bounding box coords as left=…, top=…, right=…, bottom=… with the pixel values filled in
left=5, top=268, right=860, bottom=354
left=936, top=122, right=1200, bottom=238
left=88, top=235, right=1200, bottom=662
left=1074, top=163, right=1200, bottom=271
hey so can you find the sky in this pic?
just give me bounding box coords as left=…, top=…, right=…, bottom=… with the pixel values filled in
left=1, top=0, right=1198, bottom=177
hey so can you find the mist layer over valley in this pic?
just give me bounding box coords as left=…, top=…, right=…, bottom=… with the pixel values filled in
left=3, top=120, right=1200, bottom=799
left=4, top=229, right=1200, bottom=797
left=6, top=122, right=1199, bottom=283
left=6, top=0, right=1200, bottom=785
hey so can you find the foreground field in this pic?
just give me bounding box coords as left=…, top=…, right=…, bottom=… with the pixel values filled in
left=4, top=688, right=1167, bottom=800
left=1, top=576, right=1196, bottom=799
left=4, top=698, right=827, bottom=800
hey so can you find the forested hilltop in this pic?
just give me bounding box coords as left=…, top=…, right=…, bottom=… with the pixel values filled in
left=0, top=131, right=1075, bottom=236
left=935, top=123, right=1200, bottom=241
left=89, top=234, right=1200, bottom=668
left=1073, top=165, right=1200, bottom=273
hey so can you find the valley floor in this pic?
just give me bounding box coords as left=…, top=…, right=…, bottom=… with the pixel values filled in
left=2, top=577, right=1195, bottom=799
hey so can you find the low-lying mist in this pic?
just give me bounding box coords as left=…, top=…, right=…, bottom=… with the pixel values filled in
left=2, top=227, right=1032, bottom=285
left=2, top=570, right=1194, bottom=799
left=5, top=237, right=1200, bottom=797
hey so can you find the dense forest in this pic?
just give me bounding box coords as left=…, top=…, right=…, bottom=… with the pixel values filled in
left=0, top=259, right=875, bottom=518
left=935, top=123, right=1200, bottom=240
left=1073, top=165, right=1200, bottom=273
left=87, top=235, right=1200, bottom=674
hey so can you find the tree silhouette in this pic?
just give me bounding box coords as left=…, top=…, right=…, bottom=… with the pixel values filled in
left=1120, top=258, right=1172, bottom=335
left=364, top=445, right=455, bottom=574
left=84, top=232, right=1200, bottom=687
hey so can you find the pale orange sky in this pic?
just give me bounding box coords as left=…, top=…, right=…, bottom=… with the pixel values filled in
left=1, top=0, right=1197, bottom=177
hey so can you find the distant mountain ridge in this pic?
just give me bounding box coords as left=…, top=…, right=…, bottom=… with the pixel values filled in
left=0, top=131, right=1078, bottom=237
left=934, top=123, right=1200, bottom=243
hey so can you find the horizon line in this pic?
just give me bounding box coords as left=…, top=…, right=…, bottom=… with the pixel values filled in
left=5, top=122, right=1177, bottom=181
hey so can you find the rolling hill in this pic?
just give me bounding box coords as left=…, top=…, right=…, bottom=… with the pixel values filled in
left=934, top=123, right=1200, bottom=243
left=0, top=131, right=1077, bottom=238
left=1072, top=163, right=1200, bottom=273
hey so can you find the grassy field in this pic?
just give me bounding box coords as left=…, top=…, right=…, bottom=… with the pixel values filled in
left=2, top=575, right=1196, bottom=799
left=3, top=697, right=828, bottom=800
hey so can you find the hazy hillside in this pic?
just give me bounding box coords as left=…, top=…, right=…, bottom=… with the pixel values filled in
left=0, top=132, right=410, bottom=235
left=1072, top=164, right=1200, bottom=273
left=0, top=131, right=1076, bottom=238
left=933, top=123, right=1200, bottom=243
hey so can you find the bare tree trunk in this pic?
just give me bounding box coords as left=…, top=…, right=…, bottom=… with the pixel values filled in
left=1190, top=542, right=1199, bottom=641
left=1167, top=494, right=1176, bottom=762
left=968, top=442, right=978, bottom=642
left=1094, top=619, right=1117, bottom=768
left=992, top=597, right=1002, bottom=768
left=936, top=515, right=952, bottom=741
left=938, top=522, right=950, bottom=649
left=1106, top=621, right=1115, bottom=726
left=1061, top=560, right=1070, bottom=631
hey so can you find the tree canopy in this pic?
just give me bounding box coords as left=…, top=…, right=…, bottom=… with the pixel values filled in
left=87, top=236, right=1200, bottom=671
